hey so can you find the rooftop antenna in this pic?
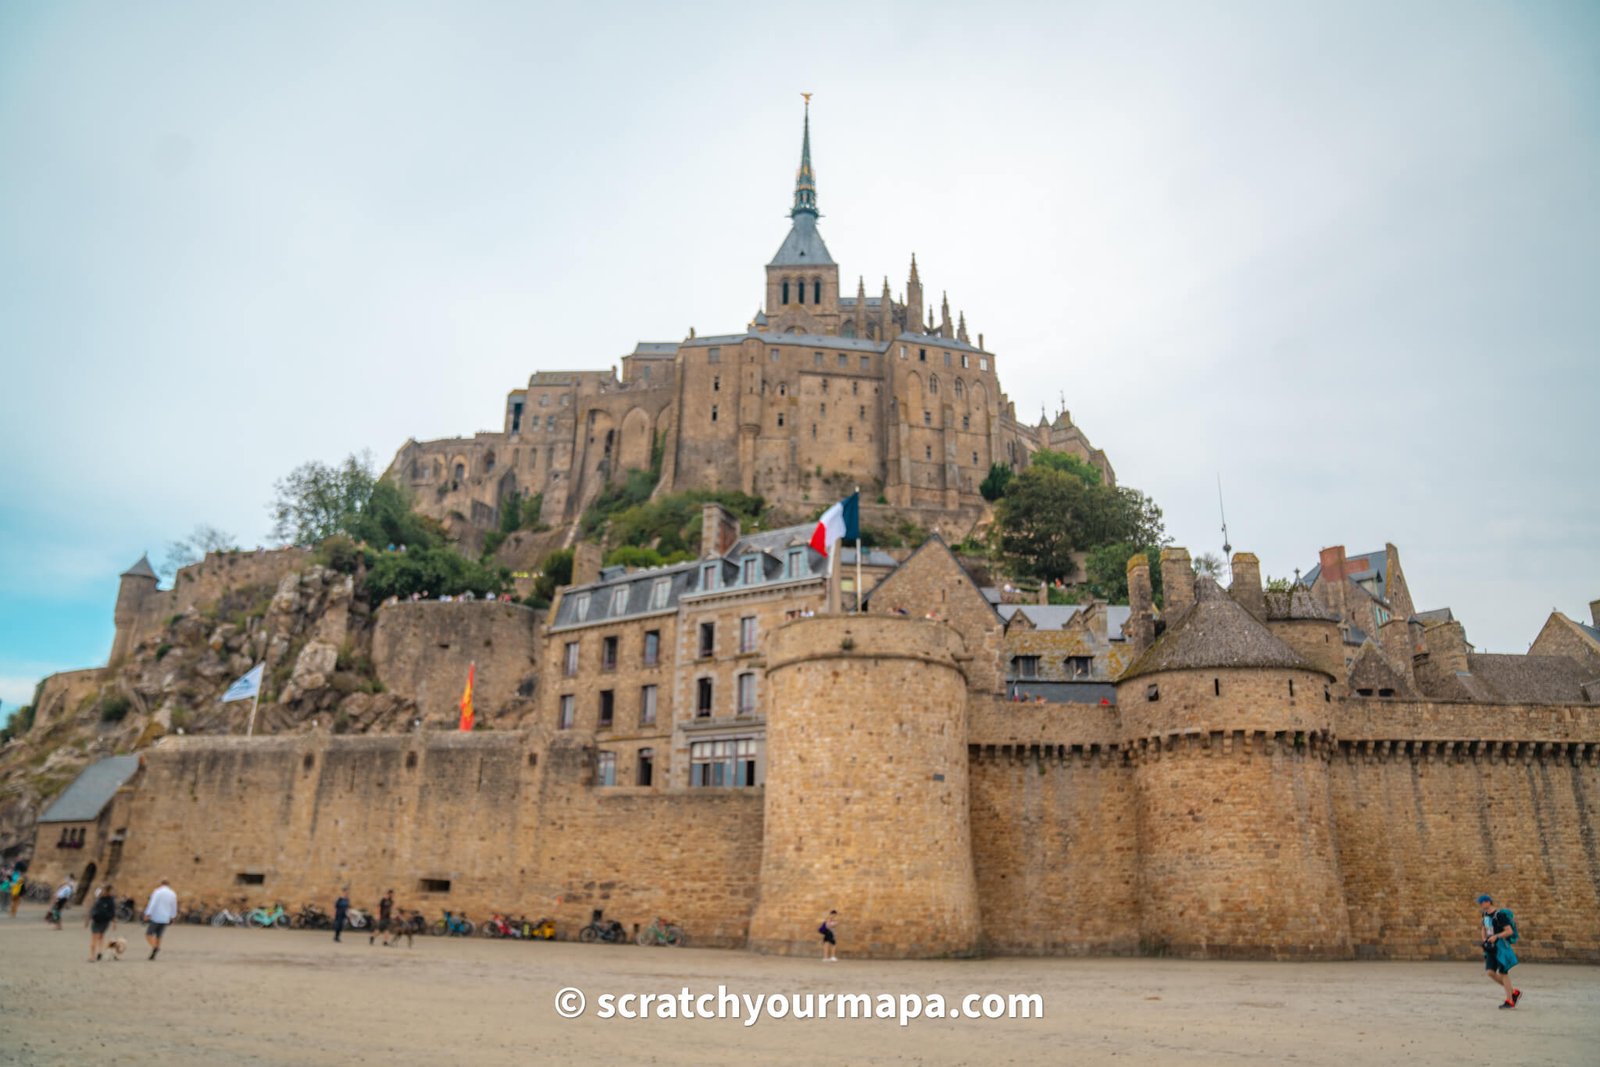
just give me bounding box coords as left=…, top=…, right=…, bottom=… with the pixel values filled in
left=1217, top=474, right=1232, bottom=580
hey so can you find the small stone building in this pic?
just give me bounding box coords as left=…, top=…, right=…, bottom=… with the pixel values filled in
left=30, top=755, right=141, bottom=900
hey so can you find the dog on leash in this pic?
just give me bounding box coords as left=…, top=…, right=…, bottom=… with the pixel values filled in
left=104, top=936, right=127, bottom=960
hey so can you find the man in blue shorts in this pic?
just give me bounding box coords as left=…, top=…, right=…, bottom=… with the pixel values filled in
left=1477, top=894, right=1521, bottom=1009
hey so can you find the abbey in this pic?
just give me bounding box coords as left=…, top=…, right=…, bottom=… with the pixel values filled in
left=388, top=104, right=1111, bottom=533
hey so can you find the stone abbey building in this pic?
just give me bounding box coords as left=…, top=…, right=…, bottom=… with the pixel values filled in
left=388, top=104, right=1111, bottom=534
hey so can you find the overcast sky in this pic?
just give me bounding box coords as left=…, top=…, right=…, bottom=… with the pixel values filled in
left=1, top=1, right=1596, bottom=712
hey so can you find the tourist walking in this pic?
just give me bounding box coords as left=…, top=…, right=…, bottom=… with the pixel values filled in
left=87, top=883, right=117, bottom=961
left=47, top=875, right=76, bottom=929
left=1478, top=894, right=1522, bottom=1009
left=371, top=888, right=394, bottom=945
left=819, top=909, right=839, bottom=961
left=143, top=879, right=178, bottom=960
left=333, top=889, right=350, bottom=943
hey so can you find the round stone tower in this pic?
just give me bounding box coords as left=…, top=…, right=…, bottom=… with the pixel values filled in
left=110, top=553, right=159, bottom=663
left=1118, top=577, right=1351, bottom=959
left=748, top=614, right=980, bottom=958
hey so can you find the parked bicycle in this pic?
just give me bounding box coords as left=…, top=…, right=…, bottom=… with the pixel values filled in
left=293, top=903, right=331, bottom=930
left=24, top=881, right=53, bottom=903
left=345, top=907, right=369, bottom=930
left=431, top=911, right=474, bottom=937
left=113, top=896, right=136, bottom=923
left=209, top=901, right=249, bottom=928
left=637, top=917, right=686, bottom=947
left=524, top=916, right=556, bottom=941
left=579, top=917, right=627, bottom=944
left=248, top=902, right=290, bottom=928
left=481, top=913, right=516, bottom=939
left=179, top=902, right=209, bottom=924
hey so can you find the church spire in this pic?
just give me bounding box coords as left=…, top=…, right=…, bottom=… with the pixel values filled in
left=791, top=94, right=818, bottom=218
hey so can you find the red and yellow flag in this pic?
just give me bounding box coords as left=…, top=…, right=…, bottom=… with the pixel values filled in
left=458, top=662, right=476, bottom=732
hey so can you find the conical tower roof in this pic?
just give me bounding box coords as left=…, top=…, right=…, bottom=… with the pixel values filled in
left=769, top=98, right=834, bottom=267
left=121, top=553, right=158, bottom=581
left=1121, top=577, right=1325, bottom=681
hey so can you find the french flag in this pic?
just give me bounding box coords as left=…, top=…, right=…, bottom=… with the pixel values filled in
left=808, top=492, right=860, bottom=556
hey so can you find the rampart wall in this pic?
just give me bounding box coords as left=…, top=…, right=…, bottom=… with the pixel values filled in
left=370, top=601, right=540, bottom=725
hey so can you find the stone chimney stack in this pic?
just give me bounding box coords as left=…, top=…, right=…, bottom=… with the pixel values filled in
left=571, top=542, right=604, bottom=589
left=1379, top=617, right=1418, bottom=689
left=700, top=502, right=741, bottom=558
left=1422, top=620, right=1471, bottom=676
left=1229, top=552, right=1265, bottom=620
left=1159, top=547, right=1195, bottom=619
left=1126, top=552, right=1155, bottom=655
left=1591, top=598, right=1600, bottom=629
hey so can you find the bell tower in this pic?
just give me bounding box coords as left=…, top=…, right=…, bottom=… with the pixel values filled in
left=764, top=96, right=840, bottom=334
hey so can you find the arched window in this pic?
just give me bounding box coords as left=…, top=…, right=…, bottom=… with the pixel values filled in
left=813, top=280, right=821, bottom=304
left=782, top=280, right=790, bottom=305
left=453, top=462, right=465, bottom=482
left=841, top=320, right=856, bottom=338
left=929, top=374, right=939, bottom=395
left=797, top=279, right=805, bottom=305
left=954, top=378, right=964, bottom=399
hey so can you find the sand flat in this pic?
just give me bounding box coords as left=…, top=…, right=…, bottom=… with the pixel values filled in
left=1, top=904, right=1596, bottom=1066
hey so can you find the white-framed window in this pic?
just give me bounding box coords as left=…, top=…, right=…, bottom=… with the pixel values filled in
left=563, top=642, right=579, bottom=677
left=962, top=354, right=970, bottom=368
left=739, top=616, right=757, bottom=653
left=611, top=586, right=628, bottom=615
left=640, top=684, right=657, bottom=726
left=558, top=694, right=575, bottom=730
left=643, top=630, right=660, bottom=666
left=572, top=593, right=590, bottom=622
left=649, top=578, right=671, bottom=610
left=688, top=737, right=758, bottom=787
left=595, top=751, right=616, bottom=787
left=742, top=558, right=760, bottom=585
left=737, top=672, right=756, bottom=714
left=785, top=549, right=804, bottom=579
left=702, top=564, right=720, bottom=591
left=979, top=357, right=988, bottom=370
left=899, top=345, right=907, bottom=359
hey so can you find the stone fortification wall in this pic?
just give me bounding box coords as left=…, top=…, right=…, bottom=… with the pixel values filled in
left=1330, top=699, right=1600, bottom=961
left=371, top=602, right=540, bottom=726
left=749, top=615, right=980, bottom=958
left=108, top=730, right=764, bottom=946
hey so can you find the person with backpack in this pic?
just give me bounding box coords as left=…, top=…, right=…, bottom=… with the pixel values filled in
left=818, top=909, right=839, bottom=962
left=1477, top=894, right=1521, bottom=1009
left=87, top=882, right=118, bottom=961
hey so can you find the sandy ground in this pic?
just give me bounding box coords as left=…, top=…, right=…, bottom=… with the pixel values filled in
left=1, top=902, right=1596, bottom=1066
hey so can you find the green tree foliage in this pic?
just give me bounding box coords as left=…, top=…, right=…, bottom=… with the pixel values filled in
left=345, top=479, right=447, bottom=551
left=0, top=703, right=35, bottom=743
left=992, top=450, right=1168, bottom=585
left=604, top=545, right=693, bottom=569
left=979, top=463, right=1013, bottom=502
left=1265, top=575, right=1294, bottom=593
left=161, top=524, right=240, bottom=580
left=1084, top=544, right=1166, bottom=607
left=528, top=548, right=574, bottom=606
left=1030, top=450, right=1102, bottom=485
left=270, top=453, right=379, bottom=546
left=1192, top=552, right=1225, bottom=579
left=596, top=490, right=764, bottom=558
left=364, top=546, right=509, bottom=602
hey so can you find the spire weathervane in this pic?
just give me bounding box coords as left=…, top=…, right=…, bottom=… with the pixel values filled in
left=792, top=94, right=818, bottom=218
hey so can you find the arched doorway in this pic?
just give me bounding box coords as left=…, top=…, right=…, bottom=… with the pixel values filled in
left=78, top=861, right=97, bottom=903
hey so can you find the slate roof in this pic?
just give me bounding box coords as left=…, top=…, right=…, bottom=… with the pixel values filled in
left=995, top=603, right=1133, bottom=642
left=37, top=756, right=141, bottom=823
left=1303, top=549, right=1387, bottom=592
left=121, top=555, right=158, bottom=580
left=1005, top=680, right=1117, bottom=705
left=1264, top=585, right=1340, bottom=622
left=1461, top=654, right=1596, bottom=705
left=895, top=331, right=987, bottom=354
left=1122, top=578, right=1321, bottom=681
left=1347, top=643, right=1415, bottom=697
left=1414, top=607, right=1455, bottom=626
left=628, top=342, right=679, bottom=358
left=769, top=213, right=834, bottom=266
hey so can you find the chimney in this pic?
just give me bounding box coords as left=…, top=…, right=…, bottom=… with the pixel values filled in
left=1590, top=599, right=1600, bottom=629
left=571, top=542, right=604, bottom=589
left=1317, top=545, right=1347, bottom=584
left=700, top=502, right=741, bottom=558
left=1422, top=620, right=1470, bottom=676
left=1126, top=552, right=1155, bottom=655
left=1229, top=552, right=1265, bottom=619
left=1159, top=547, right=1195, bottom=619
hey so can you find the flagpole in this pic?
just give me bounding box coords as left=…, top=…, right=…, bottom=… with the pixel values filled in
left=853, top=486, right=862, bottom=614
left=246, top=688, right=260, bottom=738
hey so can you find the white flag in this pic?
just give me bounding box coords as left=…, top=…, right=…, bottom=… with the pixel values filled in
left=219, top=663, right=264, bottom=703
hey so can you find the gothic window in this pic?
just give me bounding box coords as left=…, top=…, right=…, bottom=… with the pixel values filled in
left=813, top=280, right=821, bottom=304
left=954, top=379, right=964, bottom=399
left=841, top=321, right=856, bottom=338
left=782, top=280, right=790, bottom=305
left=929, top=375, right=939, bottom=395
left=797, top=280, right=805, bottom=305
left=453, top=462, right=465, bottom=482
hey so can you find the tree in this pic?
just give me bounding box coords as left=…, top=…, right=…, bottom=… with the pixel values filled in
left=1083, top=544, right=1166, bottom=607
left=270, top=453, right=377, bottom=546
left=993, top=467, right=1116, bottom=581
left=1193, top=552, right=1226, bottom=579
left=979, top=463, right=1013, bottom=502
left=161, top=524, right=239, bottom=579
left=1030, top=450, right=1102, bottom=485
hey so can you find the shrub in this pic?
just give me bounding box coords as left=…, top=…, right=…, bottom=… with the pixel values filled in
left=155, top=643, right=173, bottom=661
left=98, top=694, right=132, bottom=723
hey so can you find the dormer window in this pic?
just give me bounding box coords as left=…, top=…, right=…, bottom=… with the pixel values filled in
left=742, top=558, right=760, bottom=585
left=610, top=587, right=629, bottom=615
left=702, top=564, right=720, bottom=591
left=649, top=578, right=671, bottom=610
left=785, top=549, right=804, bottom=579
left=572, top=594, right=590, bottom=622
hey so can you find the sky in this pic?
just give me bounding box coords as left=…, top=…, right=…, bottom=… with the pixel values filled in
left=1, top=1, right=1596, bottom=713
